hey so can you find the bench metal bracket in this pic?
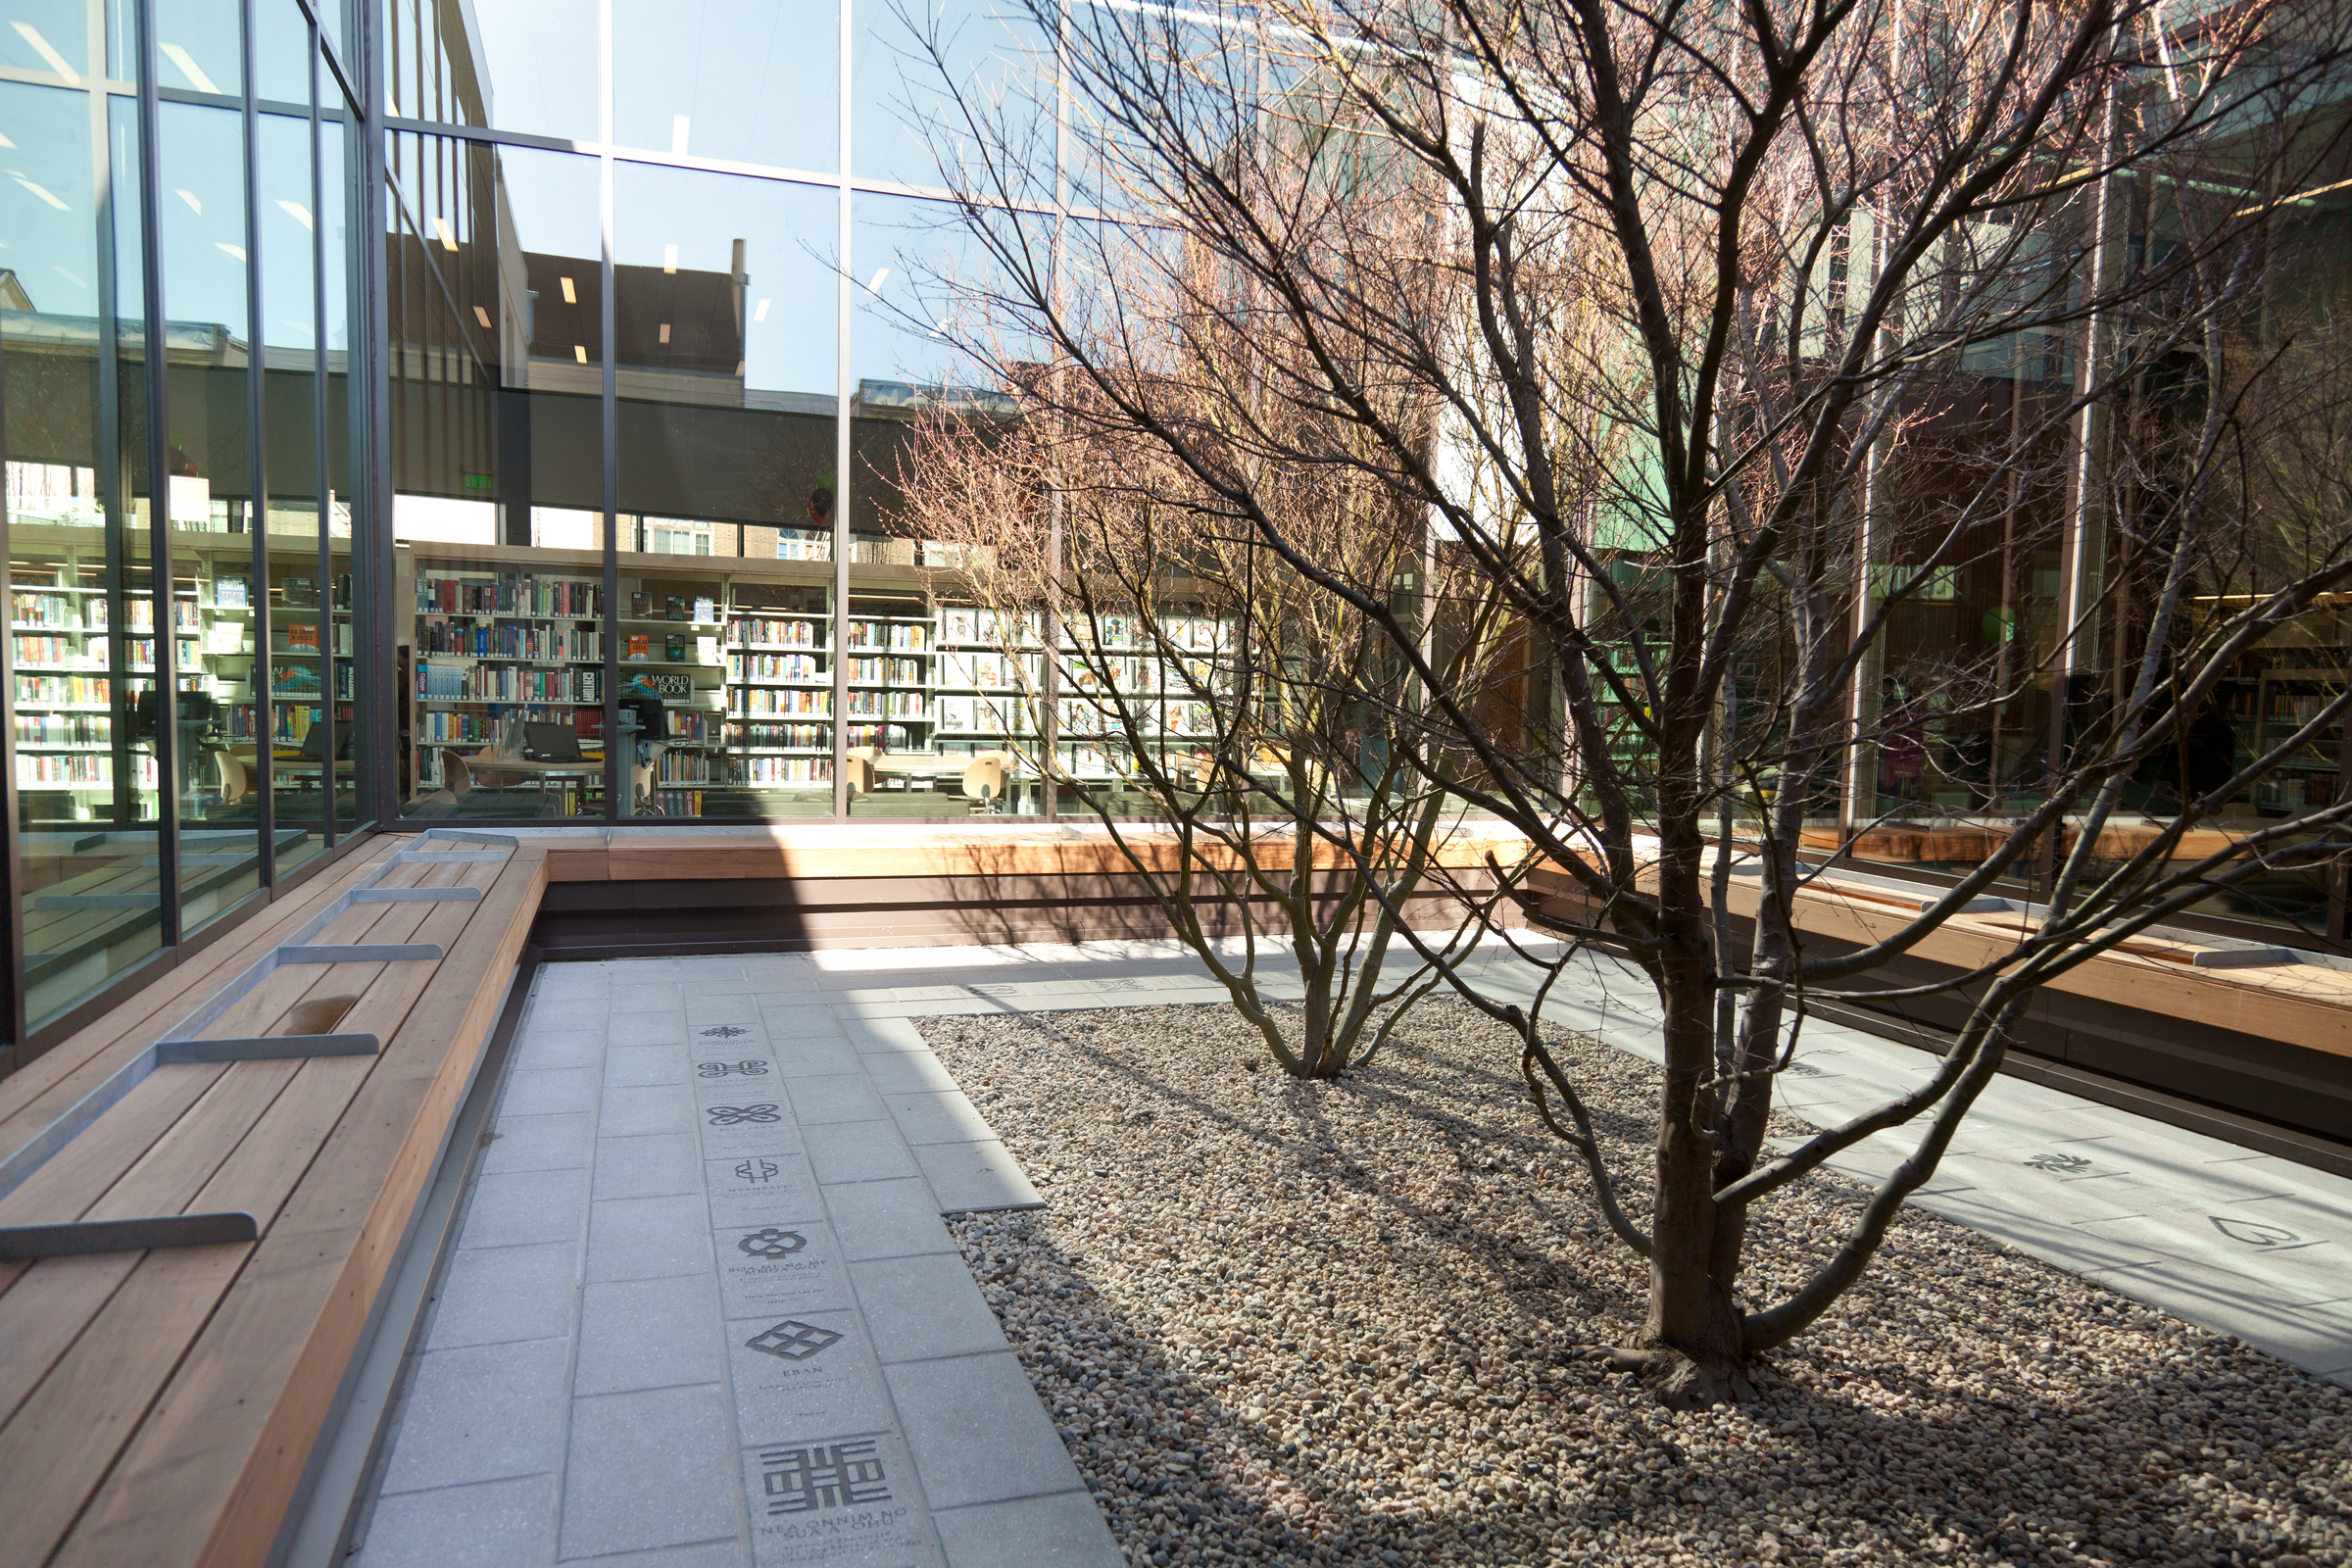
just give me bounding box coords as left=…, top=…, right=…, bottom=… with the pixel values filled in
left=0, top=829, right=516, bottom=1204
left=0, top=1211, right=262, bottom=1260
left=279, top=944, right=447, bottom=964
left=156, top=1034, right=382, bottom=1065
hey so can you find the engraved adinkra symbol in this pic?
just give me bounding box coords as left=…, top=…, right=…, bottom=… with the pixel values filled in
left=760, top=1439, right=890, bottom=1515
left=734, top=1157, right=781, bottom=1185
left=739, top=1227, right=807, bottom=1257
left=698, top=1059, right=771, bottom=1078
left=747, top=1320, right=843, bottom=1361
left=708, top=1103, right=783, bottom=1126
left=2212, top=1215, right=2300, bottom=1248
left=2024, top=1152, right=2094, bottom=1173
left=701, top=1025, right=752, bottom=1039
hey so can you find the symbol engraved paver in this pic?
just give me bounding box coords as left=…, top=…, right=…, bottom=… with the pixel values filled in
left=747, top=1319, right=843, bottom=1361
left=698, top=1059, right=771, bottom=1078
left=709, top=1103, right=784, bottom=1126
left=2025, top=1152, right=2095, bottom=1173
left=2212, top=1215, right=2301, bottom=1248
left=702, top=1025, right=753, bottom=1039
left=735, top=1157, right=781, bottom=1184
left=740, top=1227, right=808, bottom=1257
left=760, top=1439, right=891, bottom=1514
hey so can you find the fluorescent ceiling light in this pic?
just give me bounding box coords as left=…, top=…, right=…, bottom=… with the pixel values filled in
left=434, top=217, right=458, bottom=252
left=53, top=266, right=84, bottom=288
left=216, top=242, right=246, bottom=261
left=160, top=42, right=220, bottom=94
left=277, top=199, right=313, bottom=230
left=560, top=275, right=577, bottom=304
left=473, top=305, right=493, bottom=328
left=11, top=174, right=69, bottom=211
left=866, top=268, right=889, bottom=293
left=754, top=298, right=770, bottom=321
left=0, top=133, right=17, bottom=150
left=574, top=345, right=588, bottom=364
left=663, top=244, right=678, bottom=274
left=11, top=24, right=78, bottom=85
left=659, top=322, right=670, bottom=343
left=176, top=187, right=202, bottom=216
left=671, top=115, right=691, bottom=156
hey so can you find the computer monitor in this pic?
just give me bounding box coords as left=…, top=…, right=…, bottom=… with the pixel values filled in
left=524, top=721, right=583, bottom=762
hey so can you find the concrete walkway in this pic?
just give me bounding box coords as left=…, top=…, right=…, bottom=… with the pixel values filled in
left=352, top=934, right=2352, bottom=1567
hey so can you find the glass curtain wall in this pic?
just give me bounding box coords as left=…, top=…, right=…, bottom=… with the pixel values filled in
left=2, top=0, right=375, bottom=1043
left=383, top=0, right=1072, bottom=820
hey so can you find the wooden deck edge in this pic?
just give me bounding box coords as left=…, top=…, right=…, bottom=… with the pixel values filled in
left=40, top=848, right=548, bottom=1568
left=204, top=848, right=549, bottom=1568
left=0, top=836, right=409, bottom=1149
left=1524, top=862, right=2352, bottom=1054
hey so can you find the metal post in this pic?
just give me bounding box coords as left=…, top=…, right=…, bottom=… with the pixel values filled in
left=2043, top=81, right=2124, bottom=903
left=600, top=0, right=620, bottom=822
left=832, top=0, right=852, bottom=818
left=244, top=0, right=276, bottom=886
left=134, top=0, right=181, bottom=946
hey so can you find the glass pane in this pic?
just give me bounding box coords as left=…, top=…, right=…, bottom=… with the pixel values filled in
left=154, top=99, right=260, bottom=927
left=7, top=75, right=164, bottom=1024
left=255, top=0, right=311, bottom=107
left=325, top=112, right=366, bottom=831
left=853, top=0, right=1054, bottom=194
left=614, top=162, right=837, bottom=817
left=381, top=0, right=600, bottom=138
left=613, top=0, right=837, bottom=172
left=393, top=135, right=610, bottom=820
left=258, top=108, right=327, bottom=870
left=0, top=0, right=89, bottom=79
left=154, top=0, right=240, bottom=98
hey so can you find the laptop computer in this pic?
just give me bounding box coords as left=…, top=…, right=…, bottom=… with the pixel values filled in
left=523, top=721, right=584, bottom=762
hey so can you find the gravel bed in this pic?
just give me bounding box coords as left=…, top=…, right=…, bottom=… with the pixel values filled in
left=925, top=1000, right=2352, bottom=1568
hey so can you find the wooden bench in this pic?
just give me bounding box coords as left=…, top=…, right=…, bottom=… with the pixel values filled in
left=0, top=830, right=545, bottom=1568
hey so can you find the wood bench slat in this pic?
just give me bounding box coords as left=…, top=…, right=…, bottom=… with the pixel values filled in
left=0, top=1242, right=253, bottom=1568
left=0, top=841, right=402, bottom=1147
left=53, top=848, right=546, bottom=1568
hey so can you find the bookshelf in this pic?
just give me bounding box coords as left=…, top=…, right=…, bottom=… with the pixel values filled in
left=9, top=529, right=269, bottom=822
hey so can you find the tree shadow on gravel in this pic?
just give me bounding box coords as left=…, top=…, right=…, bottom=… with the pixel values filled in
left=930, top=1004, right=2352, bottom=1568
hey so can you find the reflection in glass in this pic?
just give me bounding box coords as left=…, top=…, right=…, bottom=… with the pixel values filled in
left=382, top=0, right=599, bottom=139
left=254, top=0, right=312, bottom=107
left=154, top=0, right=241, bottom=98
left=613, top=0, right=837, bottom=172
left=853, top=0, right=1054, bottom=194
left=392, top=136, right=610, bottom=819
left=0, top=0, right=88, bottom=79
left=257, top=109, right=328, bottom=871
left=613, top=164, right=838, bottom=817
left=155, top=99, right=262, bottom=927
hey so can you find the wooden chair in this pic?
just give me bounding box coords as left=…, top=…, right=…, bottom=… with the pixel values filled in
left=844, top=746, right=879, bottom=798
left=212, top=749, right=255, bottom=807
left=959, top=751, right=1007, bottom=812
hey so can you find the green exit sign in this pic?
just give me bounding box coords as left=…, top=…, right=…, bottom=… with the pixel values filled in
left=462, top=472, right=493, bottom=492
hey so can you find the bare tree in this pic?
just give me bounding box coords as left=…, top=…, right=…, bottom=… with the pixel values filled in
left=902, top=0, right=2352, bottom=1398
left=890, top=290, right=1532, bottom=1076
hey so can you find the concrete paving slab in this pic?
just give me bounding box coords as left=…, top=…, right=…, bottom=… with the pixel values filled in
left=575, top=1273, right=728, bottom=1396
left=852, top=1252, right=1018, bottom=1364
left=381, top=1338, right=572, bottom=1495
left=355, top=1473, right=556, bottom=1568
left=914, top=1141, right=1044, bottom=1214
left=803, top=1119, right=927, bottom=1185
left=884, top=1089, right=999, bottom=1147
left=427, top=1241, right=580, bottom=1351
left=883, top=1351, right=1093, bottom=1511
left=930, top=1491, right=1122, bottom=1568
left=479, top=1110, right=597, bottom=1176
left=560, top=1384, right=741, bottom=1560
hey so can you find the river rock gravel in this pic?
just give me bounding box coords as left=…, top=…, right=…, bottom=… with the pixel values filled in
left=924, top=1000, right=2352, bottom=1568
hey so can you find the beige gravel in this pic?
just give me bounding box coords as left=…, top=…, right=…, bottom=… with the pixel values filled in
left=926, top=1000, right=2352, bottom=1568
